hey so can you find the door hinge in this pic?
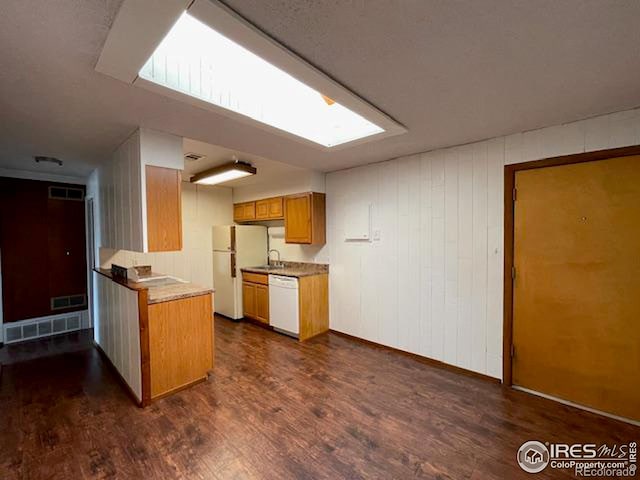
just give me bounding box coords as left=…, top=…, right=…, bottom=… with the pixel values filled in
left=512, top=188, right=517, bottom=202
left=511, top=344, right=515, bottom=358
left=511, top=266, right=516, bottom=280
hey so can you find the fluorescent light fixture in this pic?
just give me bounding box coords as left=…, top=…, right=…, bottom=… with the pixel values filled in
left=190, top=161, right=256, bottom=185
left=139, top=12, right=385, bottom=147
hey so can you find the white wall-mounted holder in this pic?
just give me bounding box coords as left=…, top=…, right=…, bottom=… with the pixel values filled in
left=344, top=202, right=372, bottom=242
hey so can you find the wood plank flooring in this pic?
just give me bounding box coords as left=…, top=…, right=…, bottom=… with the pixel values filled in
left=1, top=316, right=638, bottom=479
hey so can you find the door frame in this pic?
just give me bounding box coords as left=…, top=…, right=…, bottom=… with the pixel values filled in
left=502, top=144, right=640, bottom=385
left=85, top=196, right=96, bottom=329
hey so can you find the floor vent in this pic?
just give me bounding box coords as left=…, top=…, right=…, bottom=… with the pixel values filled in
left=48, top=186, right=84, bottom=201
left=51, top=294, right=86, bottom=310
left=3, top=311, right=87, bottom=345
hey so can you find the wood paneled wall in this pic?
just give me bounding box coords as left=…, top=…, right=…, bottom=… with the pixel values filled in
left=324, top=107, right=640, bottom=379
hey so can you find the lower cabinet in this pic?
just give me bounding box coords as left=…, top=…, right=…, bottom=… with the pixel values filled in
left=242, top=281, right=257, bottom=318
left=147, top=293, right=214, bottom=400
left=242, top=273, right=269, bottom=324
left=255, top=284, right=269, bottom=323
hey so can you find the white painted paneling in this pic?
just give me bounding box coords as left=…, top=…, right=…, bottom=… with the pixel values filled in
left=326, top=107, right=640, bottom=379
left=94, top=272, right=142, bottom=401
left=97, top=183, right=233, bottom=290
left=92, top=128, right=182, bottom=253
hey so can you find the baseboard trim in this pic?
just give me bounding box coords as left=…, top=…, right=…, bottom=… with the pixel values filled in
left=512, top=386, right=640, bottom=426
left=93, top=341, right=142, bottom=407
left=150, top=376, right=208, bottom=402
left=329, top=329, right=501, bottom=385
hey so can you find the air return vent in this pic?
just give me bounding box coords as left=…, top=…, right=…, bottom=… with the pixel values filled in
left=48, top=186, right=84, bottom=201
left=184, top=152, right=205, bottom=161
left=3, top=312, right=86, bottom=344
left=51, top=294, right=86, bottom=310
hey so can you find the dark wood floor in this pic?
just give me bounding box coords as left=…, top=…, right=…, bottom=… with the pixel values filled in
left=1, top=317, right=638, bottom=479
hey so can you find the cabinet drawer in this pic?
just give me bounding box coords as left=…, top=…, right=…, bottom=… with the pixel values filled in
left=242, top=272, right=269, bottom=285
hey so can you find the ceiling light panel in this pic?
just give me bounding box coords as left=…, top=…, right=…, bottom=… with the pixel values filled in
left=139, top=13, right=384, bottom=147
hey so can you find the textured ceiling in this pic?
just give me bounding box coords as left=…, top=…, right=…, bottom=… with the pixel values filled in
left=182, top=137, right=307, bottom=186
left=1, top=0, right=640, bottom=178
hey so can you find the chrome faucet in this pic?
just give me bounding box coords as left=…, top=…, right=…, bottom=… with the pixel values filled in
left=268, top=249, right=282, bottom=267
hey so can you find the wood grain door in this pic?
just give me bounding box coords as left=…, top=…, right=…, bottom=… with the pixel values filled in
left=242, top=282, right=256, bottom=318
left=0, top=178, right=87, bottom=322
left=512, top=155, right=640, bottom=421
left=47, top=193, right=87, bottom=301
left=284, top=194, right=312, bottom=243
left=255, top=284, right=269, bottom=324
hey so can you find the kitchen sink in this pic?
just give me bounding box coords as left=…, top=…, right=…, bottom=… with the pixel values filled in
left=257, top=265, right=284, bottom=270
left=136, top=276, right=188, bottom=287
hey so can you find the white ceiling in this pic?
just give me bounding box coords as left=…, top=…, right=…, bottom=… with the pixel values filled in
left=182, top=137, right=307, bottom=187
left=1, top=0, right=640, bottom=178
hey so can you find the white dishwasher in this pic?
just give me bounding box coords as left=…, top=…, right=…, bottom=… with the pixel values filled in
left=268, top=275, right=299, bottom=337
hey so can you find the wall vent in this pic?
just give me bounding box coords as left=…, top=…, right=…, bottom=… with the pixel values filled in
left=3, top=311, right=87, bottom=345
left=184, top=152, right=205, bottom=161
left=48, top=186, right=84, bottom=201
left=51, top=294, right=86, bottom=310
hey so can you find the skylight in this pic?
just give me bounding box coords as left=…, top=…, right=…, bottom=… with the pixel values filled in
left=139, top=13, right=384, bottom=148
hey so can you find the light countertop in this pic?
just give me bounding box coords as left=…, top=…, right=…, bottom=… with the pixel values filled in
left=95, top=269, right=213, bottom=304
left=241, top=261, right=328, bottom=278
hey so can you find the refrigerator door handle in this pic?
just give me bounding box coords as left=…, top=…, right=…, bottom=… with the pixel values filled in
left=230, top=253, right=236, bottom=278
left=230, top=226, right=236, bottom=252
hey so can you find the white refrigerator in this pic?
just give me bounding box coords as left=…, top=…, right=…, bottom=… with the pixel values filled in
left=212, top=225, right=267, bottom=319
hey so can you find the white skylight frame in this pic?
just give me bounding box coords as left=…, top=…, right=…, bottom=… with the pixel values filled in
left=132, top=0, right=406, bottom=150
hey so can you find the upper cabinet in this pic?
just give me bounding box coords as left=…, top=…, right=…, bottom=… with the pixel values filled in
left=233, top=192, right=325, bottom=245
left=256, top=197, right=283, bottom=220
left=285, top=192, right=326, bottom=245
left=145, top=165, right=182, bottom=251
left=233, top=201, right=256, bottom=222
left=233, top=197, right=284, bottom=223
left=96, top=128, right=184, bottom=252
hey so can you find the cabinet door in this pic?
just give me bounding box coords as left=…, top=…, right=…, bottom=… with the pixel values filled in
left=285, top=193, right=312, bottom=243
left=255, top=284, right=269, bottom=324
left=146, top=165, right=182, bottom=251
left=242, top=282, right=257, bottom=318
left=255, top=199, right=270, bottom=219
left=233, top=204, right=245, bottom=222
left=243, top=202, right=256, bottom=221
left=268, top=196, right=284, bottom=219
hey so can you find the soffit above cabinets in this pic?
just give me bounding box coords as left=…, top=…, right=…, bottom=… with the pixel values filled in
left=95, top=0, right=406, bottom=151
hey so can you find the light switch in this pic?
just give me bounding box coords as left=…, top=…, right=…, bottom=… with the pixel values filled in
left=373, top=230, right=381, bottom=241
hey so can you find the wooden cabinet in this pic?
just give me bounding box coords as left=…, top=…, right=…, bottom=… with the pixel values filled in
left=234, top=201, right=256, bottom=222
left=298, top=274, right=329, bottom=341
left=256, top=196, right=284, bottom=220
left=145, top=166, right=182, bottom=252
left=256, top=284, right=269, bottom=323
left=242, top=281, right=257, bottom=318
left=242, top=272, right=269, bottom=324
left=236, top=196, right=284, bottom=221
left=233, top=192, right=326, bottom=246
left=147, top=293, right=213, bottom=401
left=285, top=192, right=326, bottom=245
